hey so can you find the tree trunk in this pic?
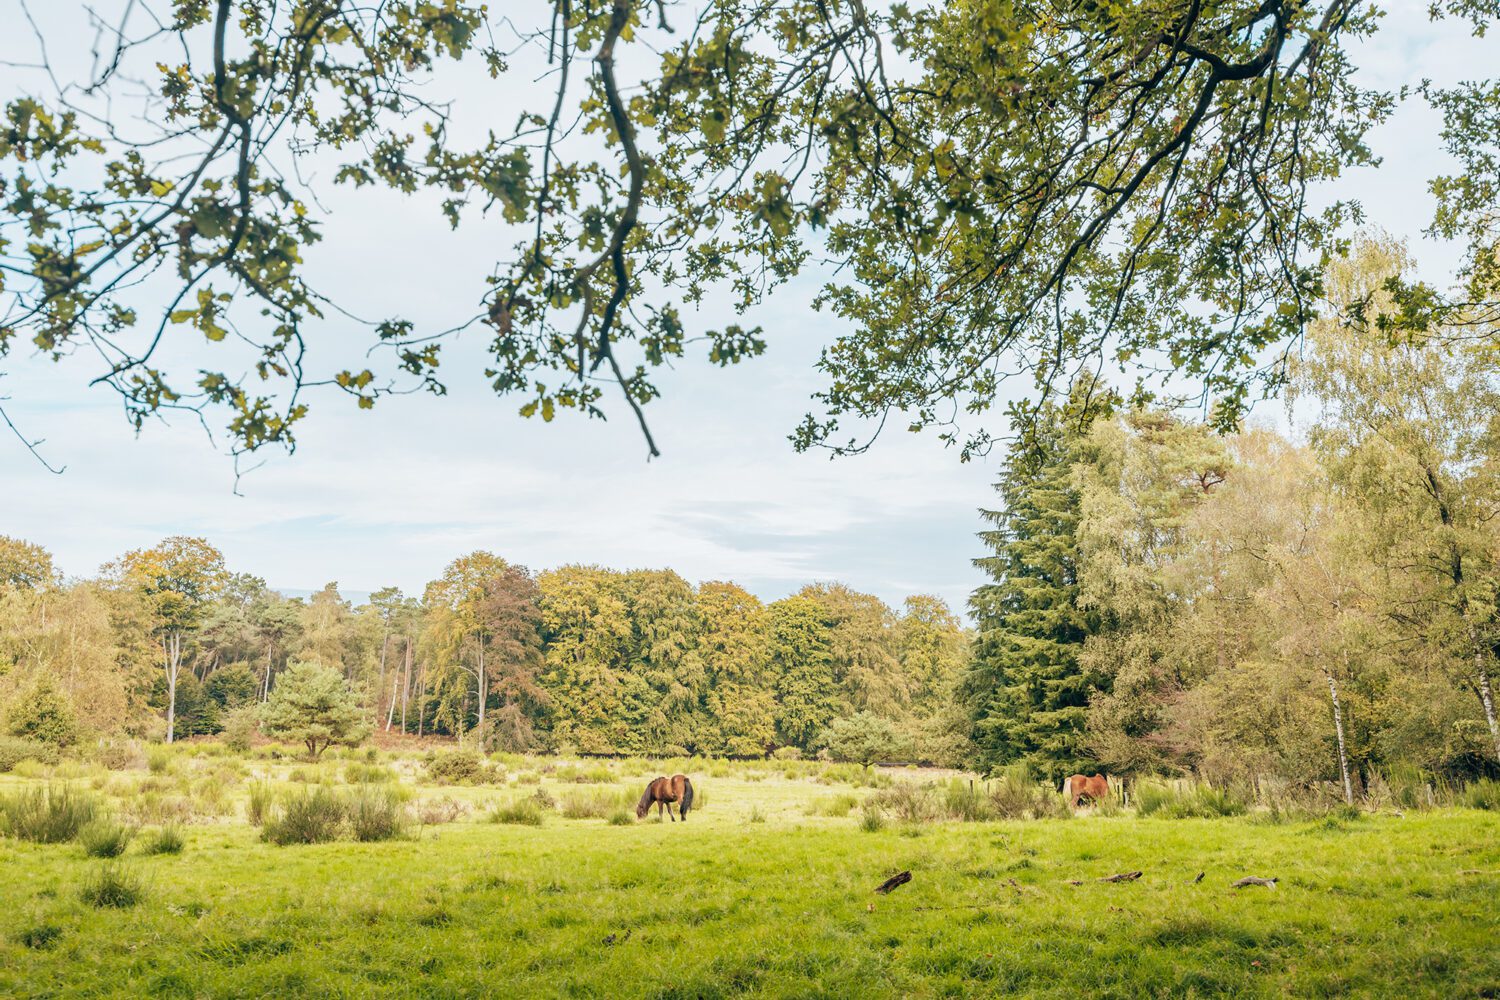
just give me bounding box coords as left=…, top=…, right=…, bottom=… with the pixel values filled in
left=1327, top=667, right=1353, bottom=806
left=165, top=630, right=182, bottom=744
left=376, top=631, right=390, bottom=724
left=1464, top=629, right=1500, bottom=761
left=1478, top=654, right=1500, bottom=764
left=401, top=637, right=412, bottom=734
left=385, top=677, right=398, bottom=732
left=477, top=640, right=487, bottom=733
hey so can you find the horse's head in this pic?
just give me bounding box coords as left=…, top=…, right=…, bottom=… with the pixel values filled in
left=635, top=779, right=658, bottom=819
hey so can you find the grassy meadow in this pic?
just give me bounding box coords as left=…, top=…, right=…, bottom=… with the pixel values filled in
left=1, top=743, right=1498, bottom=999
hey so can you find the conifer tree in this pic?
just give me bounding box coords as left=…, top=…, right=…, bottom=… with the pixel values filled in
left=967, top=396, right=1111, bottom=778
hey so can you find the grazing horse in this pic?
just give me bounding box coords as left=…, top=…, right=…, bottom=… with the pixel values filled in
left=636, top=774, right=694, bottom=822
left=1062, top=773, right=1109, bottom=809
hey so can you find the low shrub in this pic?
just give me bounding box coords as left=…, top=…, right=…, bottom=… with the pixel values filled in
left=79, top=819, right=134, bottom=858
left=145, top=745, right=177, bottom=775
left=347, top=786, right=410, bottom=842
left=747, top=806, right=767, bottom=824
left=94, top=739, right=146, bottom=772
left=0, top=735, right=60, bottom=773
left=0, top=785, right=99, bottom=842
left=1135, top=780, right=1248, bottom=819
left=1464, top=778, right=1500, bottom=811
left=246, top=781, right=276, bottom=826
left=489, top=797, right=546, bottom=826
left=806, top=793, right=860, bottom=817
left=515, top=770, right=542, bottom=785
left=141, top=824, right=185, bottom=855
left=222, top=706, right=260, bottom=754
left=607, top=808, right=632, bottom=826
left=859, top=802, right=886, bottom=832
left=554, top=763, right=617, bottom=784
left=943, top=779, right=996, bottom=822
left=412, top=796, right=469, bottom=825
left=344, top=762, right=397, bottom=784
left=262, top=787, right=346, bottom=845
left=868, top=783, right=942, bottom=824
left=772, top=746, right=802, bottom=761
left=559, top=787, right=633, bottom=819
left=426, top=750, right=492, bottom=785
left=79, top=862, right=142, bottom=908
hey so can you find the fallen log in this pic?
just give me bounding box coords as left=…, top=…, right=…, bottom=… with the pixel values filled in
left=1100, top=871, right=1143, bottom=883
left=875, top=871, right=912, bottom=894
left=1230, top=876, right=1278, bottom=889
left=1189, top=872, right=1205, bottom=884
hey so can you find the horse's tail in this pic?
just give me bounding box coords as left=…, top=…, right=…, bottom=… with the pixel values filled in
left=680, top=777, right=694, bottom=820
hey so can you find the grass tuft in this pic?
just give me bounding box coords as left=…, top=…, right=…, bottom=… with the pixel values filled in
left=0, top=784, right=99, bottom=842
left=80, top=862, right=143, bottom=908
left=79, top=818, right=134, bottom=858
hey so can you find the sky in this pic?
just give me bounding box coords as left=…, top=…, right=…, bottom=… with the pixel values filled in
left=0, top=4, right=1491, bottom=614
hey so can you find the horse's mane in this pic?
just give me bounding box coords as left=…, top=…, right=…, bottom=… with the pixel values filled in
left=636, top=777, right=661, bottom=817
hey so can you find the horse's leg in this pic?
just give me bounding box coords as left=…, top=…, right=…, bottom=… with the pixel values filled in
left=667, top=800, right=676, bottom=822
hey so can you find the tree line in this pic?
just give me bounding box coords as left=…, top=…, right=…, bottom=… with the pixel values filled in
left=967, top=238, right=1500, bottom=795
left=0, top=539, right=968, bottom=761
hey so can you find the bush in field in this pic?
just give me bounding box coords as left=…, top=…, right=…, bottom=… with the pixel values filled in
left=1464, top=779, right=1500, bottom=811
left=425, top=749, right=492, bottom=784
left=145, top=744, right=176, bottom=775
left=80, top=863, right=142, bottom=908
left=412, top=796, right=469, bottom=825
left=6, top=682, right=79, bottom=749
left=868, top=783, right=943, bottom=823
left=262, top=786, right=346, bottom=844
left=141, top=824, right=185, bottom=855
left=607, top=809, right=632, bottom=826
left=344, top=762, right=396, bottom=784
left=807, top=793, right=860, bottom=817
left=347, top=786, right=409, bottom=841
left=819, top=712, right=904, bottom=769
left=221, top=705, right=260, bottom=754
left=559, top=787, right=634, bottom=819
left=79, top=819, right=134, bottom=858
left=0, top=785, right=99, bottom=842
left=859, top=801, right=886, bottom=832
left=489, top=796, right=546, bottom=826
left=94, top=739, right=145, bottom=771
left=246, top=781, right=276, bottom=826
left=554, top=763, right=616, bottom=784
left=1135, top=780, right=1247, bottom=818
left=259, top=662, right=370, bottom=759
left=0, top=735, right=60, bottom=773
left=772, top=746, right=802, bottom=761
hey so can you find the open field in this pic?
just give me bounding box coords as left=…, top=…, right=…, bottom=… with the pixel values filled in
left=2, top=747, right=1498, bottom=998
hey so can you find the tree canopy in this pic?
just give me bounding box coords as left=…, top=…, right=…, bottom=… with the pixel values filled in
left=4, top=1, right=1498, bottom=462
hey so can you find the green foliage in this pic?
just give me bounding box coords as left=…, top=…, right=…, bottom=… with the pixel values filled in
left=221, top=705, right=260, bottom=754
left=259, top=662, right=370, bottom=759
left=346, top=787, right=410, bottom=842
left=245, top=782, right=275, bottom=827
left=0, top=785, right=99, bottom=842
left=967, top=392, right=1111, bottom=780
left=344, top=763, right=396, bottom=784
left=1464, top=780, right=1500, bottom=811
left=261, top=787, right=346, bottom=845
left=425, top=749, right=492, bottom=784
left=0, top=735, right=60, bottom=772
left=819, top=712, right=903, bottom=769
left=6, top=682, right=80, bottom=748
left=79, top=863, right=143, bottom=908
left=141, top=824, right=186, bottom=856
left=79, top=819, right=134, bottom=858
left=1135, top=781, right=1248, bottom=819
left=488, top=797, right=546, bottom=826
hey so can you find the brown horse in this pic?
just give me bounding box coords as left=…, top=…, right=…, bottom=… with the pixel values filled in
left=636, top=774, right=694, bottom=821
left=1062, top=773, right=1109, bottom=808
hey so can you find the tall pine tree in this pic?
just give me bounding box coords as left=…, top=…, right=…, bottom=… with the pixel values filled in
left=967, top=395, right=1111, bottom=779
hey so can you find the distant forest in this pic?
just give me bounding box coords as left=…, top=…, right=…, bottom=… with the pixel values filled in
left=4, top=239, right=1500, bottom=789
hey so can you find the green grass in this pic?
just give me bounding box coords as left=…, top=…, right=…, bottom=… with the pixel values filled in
left=0, top=757, right=1497, bottom=997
